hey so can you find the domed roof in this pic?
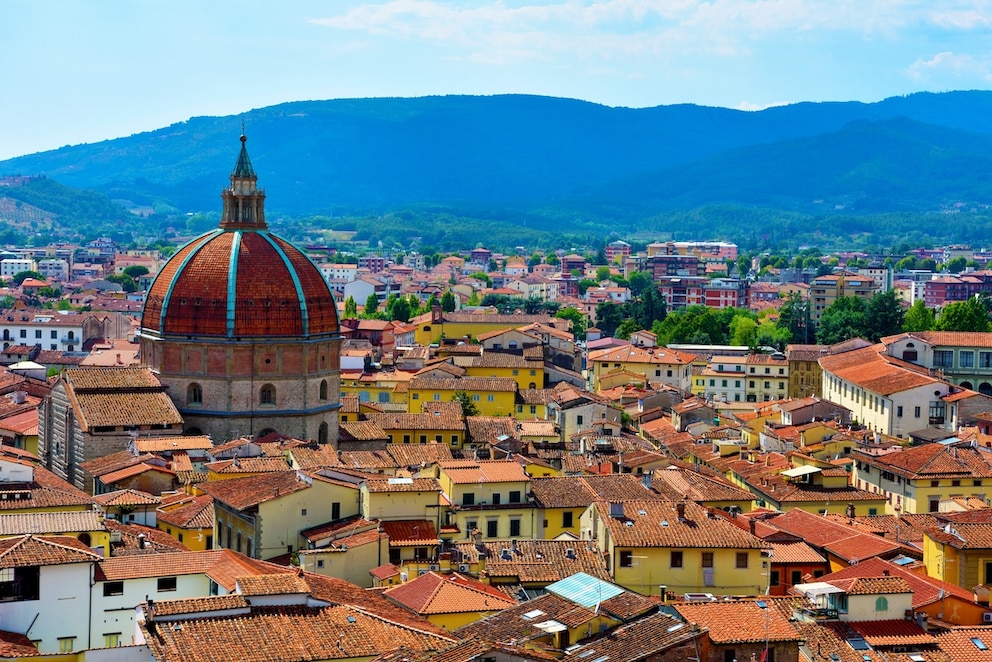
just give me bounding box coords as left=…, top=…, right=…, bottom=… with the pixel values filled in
left=140, top=136, right=338, bottom=339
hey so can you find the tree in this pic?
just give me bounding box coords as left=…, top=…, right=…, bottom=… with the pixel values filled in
left=452, top=391, right=478, bottom=417
left=578, top=279, right=597, bottom=296
left=628, top=271, right=653, bottom=297
left=945, top=256, right=968, bottom=274
left=390, top=297, right=412, bottom=322
left=123, top=265, right=149, bottom=279
left=554, top=307, right=587, bottom=338
left=545, top=251, right=560, bottom=266
left=527, top=253, right=543, bottom=269
left=595, top=302, right=624, bottom=337
left=775, top=293, right=810, bottom=344
left=816, top=296, right=869, bottom=345
left=936, top=297, right=991, bottom=332
left=469, top=272, right=492, bottom=287
left=441, top=291, right=456, bottom=313
left=425, top=293, right=440, bottom=310
left=106, top=273, right=138, bottom=293
left=344, top=296, right=358, bottom=318
left=12, top=270, right=43, bottom=286
left=864, top=289, right=905, bottom=342
left=364, top=293, right=379, bottom=316
left=615, top=318, right=642, bottom=340
left=903, top=299, right=935, bottom=332
left=595, top=266, right=611, bottom=282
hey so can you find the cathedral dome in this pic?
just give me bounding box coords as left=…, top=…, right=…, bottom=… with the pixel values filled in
left=141, top=135, right=338, bottom=339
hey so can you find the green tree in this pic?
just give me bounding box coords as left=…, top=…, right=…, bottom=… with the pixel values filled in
left=776, top=293, right=810, bottom=344
left=12, top=270, right=43, bottom=286
left=390, top=297, right=412, bottom=322
left=615, top=318, right=642, bottom=340
left=469, top=272, right=492, bottom=287
left=343, top=296, right=358, bottom=318
left=865, top=289, right=905, bottom=342
left=466, top=291, right=480, bottom=306
left=0, top=295, right=15, bottom=310
left=364, top=293, right=379, bottom=316
left=903, top=299, right=935, bottom=332
left=426, top=293, right=440, bottom=310
left=945, top=256, right=968, bottom=274
left=106, top=273, right=138, bottom=293
left=452, top=391, right=478, bottom=417
left=936, top=297, right=991, bottom=332
left=595, top=266, right=611, bottom=281
left=816, top=296, right=869, bottom=345
left=595, top=302, right=624, bottom=337
left=545, top=252, right=560, bottom=266
left=123, top=265, right=149, bottom=279
left=628, top=271, right=653, bottom=297
left=578, top=279, right=598, bottom=296
left=441, top=290, right=456, bottom=313
left=554, top=307, right=587, bottom=338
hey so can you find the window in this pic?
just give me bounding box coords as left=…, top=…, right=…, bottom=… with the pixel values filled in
left=619, top=550, right=633, bottom=567
left=103, top=581, right=124, bottom=597
left=157, top=577, right=177, bottom=592
left=770, top=570, right=780, bottom=586
left=301, top=508, right=308, bottom=517
left=562, top=511, right=574, bottom=528
left=934, top=350, right=953, bottom=368
left=510, top=519, right=521, bottom=537
left=735, top=552, right=748, bottom=568
left=451, top=435, right=459, bottom=447
left=19, top=330, right=25, bottom=338
left=50, top=330, right=57, bottom=339
left=319, top=379, right=328, bottom=400
left=463, top=493, right=475, bottom=506
left=259, top=384, right=275, bottom=406
left=492, top=493, right=502, bottom=505
left=961, top=351, right=975, bottom=368
left=104, top=633, right=121, bottom=648
left=702, top=552, right=714, bottom=568
left=378, top=392, right=390, bottom=403
left=576, top=415, right=584, bottom=425
left=486, top=520, right=498, bottom=537
left=433, top=393, right=441, bottom=401
left=530, top=405, right=537, bottom=414
left=981, top=351, right=992, bottom=368
left=34, top=330, right=41, bottom=339
left=791, top=570, right=802, bottom=586
left=187, top=382, right=202, bottom=405
left=875, top=596, right=888, bottom=611
left=487, top=394, right=495, bottom=402
left=59, top=638, right=75, bottom=653
left=509, top=490, right=522, bottom=503
left=671, top=551, right=683, bottom=568
left=466, top=521, right=477, bottom=537
left=914, top=406, right=921, bottom=418
left=897, top=405, right=903, bottom=417
left=472, top=394, right=480, bottom=401
left=412, top=393, right=419, bottom=400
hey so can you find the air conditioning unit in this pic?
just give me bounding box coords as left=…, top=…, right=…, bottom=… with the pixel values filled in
left=418, top=569, right=429, bottom=576
left=429, top=564, right=440, bottom=571
left=458, top=563, right=470, bottom=573
left=983, top=612, right=992, bottom=623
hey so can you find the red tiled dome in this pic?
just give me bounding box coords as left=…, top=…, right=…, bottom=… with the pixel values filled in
left=141, top=230, right=338, bottom=339
left=141, top=134, right=338, bottom=339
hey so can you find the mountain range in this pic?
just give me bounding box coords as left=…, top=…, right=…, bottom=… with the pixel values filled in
left=4, top=91, right=992, bottom=249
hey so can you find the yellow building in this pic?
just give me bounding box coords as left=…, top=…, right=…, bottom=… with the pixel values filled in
left=367, top=412, right=467, bottom=449
left=465, top=350, right=544, bottom=391
left=204, top=456, right=292, bottom=482
left=383, top=571, right=516, bottom=630
left=851, top=442, right=991, bottom=514
left=435, top=460, right=534, bottom=541
left=923, top=515, right=992, bottom=594
left=587, top=344, right=695, bottom=392
left=338, top=393, right=387, bottom=425
left=297, top=515, right=389, bottom=588
left=156, top=493, right=215, bottom=551
left=586, top=499, right=768, bottom=597
left=808, top=271, right=878, bottom=325
left=408, top=376, right=517, bottom=417
left=787, top=344, right=827, bottom=398
left=201, top=470, right=360, bottom=560
left=530, top=474, right=659, bottom=540
left=410, top=310, right=560, bottom=346
left=744, top=353, right=789, bottom=402
left=339, top=370, right=412, bottom=410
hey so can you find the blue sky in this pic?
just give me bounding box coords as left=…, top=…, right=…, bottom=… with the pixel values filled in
left=1, top=0, right=991, bottom=161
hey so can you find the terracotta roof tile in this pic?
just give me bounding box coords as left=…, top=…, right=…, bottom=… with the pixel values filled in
left=197, top=470, right=310, bottom=510
left=598, top=499, right=768, bottom=549
left=673, top=599, right=801, bottom=644
left=439, top=460, right=529, bottom=484
left=384, top=571, right=516, bottom=615
left=453, top=539, right=611, bottom=583
left=0, top=534, right=101, bottom=567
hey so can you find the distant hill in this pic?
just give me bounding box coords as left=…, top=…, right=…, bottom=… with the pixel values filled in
left=4, top=91, right=992, bottom=248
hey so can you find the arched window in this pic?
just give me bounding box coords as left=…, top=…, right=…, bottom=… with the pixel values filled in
left=318, top=422, right=329, bottom=444
left=874, top=596, right=888, bottom=612
left=260, top=384, right=276, bottom=406
left=319, top=379, right=328, bottom=401
left=187, top=383, right=203, bottom=405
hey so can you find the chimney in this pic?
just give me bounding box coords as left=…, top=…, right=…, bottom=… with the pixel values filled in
left=846, top=503, right=856, bottom=519
left=472, top=528, right=485, bottom=551
left=146, top=597, right=155, bottom=621
left=749, top=519, right=757, bottom=536
left=676, top=500, right=687, bottom=521
left=882, top=569, right=890, bottom=576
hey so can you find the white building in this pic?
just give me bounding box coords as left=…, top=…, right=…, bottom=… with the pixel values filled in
left=1, top=258, right=36, bottom=279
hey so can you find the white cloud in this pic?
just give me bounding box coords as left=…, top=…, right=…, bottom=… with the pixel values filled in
left=735, top=100, right=791, bottom=111
left=907, top=51, right=992, bottom=81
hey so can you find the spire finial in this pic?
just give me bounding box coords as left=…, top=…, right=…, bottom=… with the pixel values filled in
left=241, top=118, right=246, bottom=142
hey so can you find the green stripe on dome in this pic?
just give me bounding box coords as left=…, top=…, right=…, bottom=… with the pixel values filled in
left=226, top=231, right=243, bottom=337
left=258, top=231, right=310, bottom=336
left=158, top=230, right=222, bottom=335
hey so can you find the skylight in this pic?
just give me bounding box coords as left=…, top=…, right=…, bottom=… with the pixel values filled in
left=973, top=637, right=989, bottom=651
left=522, top=609, right=544, bottom=620
left=848, top=637, right=870, bottom=651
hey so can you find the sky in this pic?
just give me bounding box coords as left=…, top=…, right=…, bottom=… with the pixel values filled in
left=1, top=0, right=991, bottom=161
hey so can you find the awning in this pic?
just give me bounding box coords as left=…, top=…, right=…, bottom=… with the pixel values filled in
left=781, top=465, right=822, bottom=478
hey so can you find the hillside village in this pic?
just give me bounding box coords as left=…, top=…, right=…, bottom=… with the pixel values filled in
left=7, top=144, right=992, bottom=660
